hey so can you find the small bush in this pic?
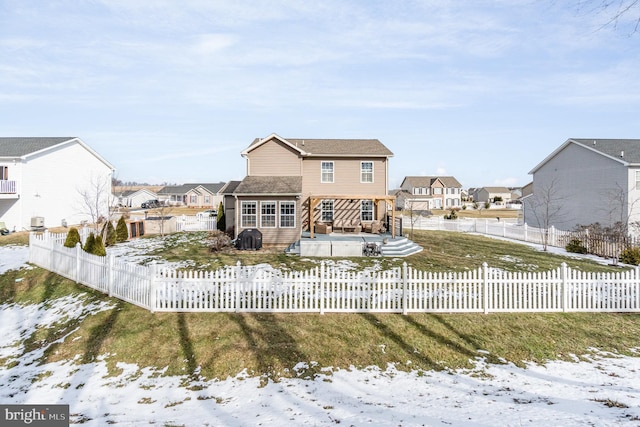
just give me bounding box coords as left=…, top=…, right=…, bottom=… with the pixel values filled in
left=206, top=230, right=231, bottom=252
left=620, top=247, right=640, bottom=265
left=102, top=221, right=117, bottom=246
left=92, top=235, right=107, bottom=256
left=116, top=216, right=129, bottom=243
left=444, top=209, right=458, bottom=220
left=565, top=238, right=587, bottom=254
left=216, top=202, right=225, bottom=231
left=64, top=227, right=82, bottom=248
left=83, top=232, right=96, bottom=253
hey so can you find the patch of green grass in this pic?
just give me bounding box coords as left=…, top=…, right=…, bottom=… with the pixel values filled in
left=2, top=230, right=639, bottom=381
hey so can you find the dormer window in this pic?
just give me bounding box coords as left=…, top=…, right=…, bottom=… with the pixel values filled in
left=321, top=161, right=334, bottom=183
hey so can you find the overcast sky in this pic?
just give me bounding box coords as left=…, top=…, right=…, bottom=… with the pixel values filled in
left=1, top=0, right=639, bottom=189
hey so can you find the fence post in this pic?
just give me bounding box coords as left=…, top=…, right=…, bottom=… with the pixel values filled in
left=149, top=264, right=157, bottom=313
left=402, top=262, right=408, bottom=315
left=561, top=262, right=567, bottom=312
left=235, top=261, right=242, bottom=313
left=320, top=262, right=325, bottom=315
left=107, top=253, right=114, bottom=297
left=550, top=226, right=556, bottom=247
left=75, top=242, right=82, bottom=283
left=483, top=262, right=489, bottom=314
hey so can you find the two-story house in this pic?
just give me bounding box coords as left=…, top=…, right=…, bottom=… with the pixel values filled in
left=523, top=138, right=640, bottom=232
left=227, top=134, right=396, bottom=246
left=398, top=176, right=463, bottom=211
left=0, top=137, right=114, bottom=231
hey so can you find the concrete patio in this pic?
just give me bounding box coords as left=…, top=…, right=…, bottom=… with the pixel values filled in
left=285, top=231, right=423, bottom=257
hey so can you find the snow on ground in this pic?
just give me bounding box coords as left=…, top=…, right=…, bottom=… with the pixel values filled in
left=1, top=238, right=640, bottom=426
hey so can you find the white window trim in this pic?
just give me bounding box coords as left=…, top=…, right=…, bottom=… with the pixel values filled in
left=321, top=199, right=334, bottom=222
left=321, top=161, right=334, bottom=183
left=361, top=199, right=373, bottom=221
left=360, top=161, right=374, bottom=183
left=260, top=201, right=277, bottom=228
left=280, top=201, right=296, bottom=228
left=241, top=201, right=257, bottom=228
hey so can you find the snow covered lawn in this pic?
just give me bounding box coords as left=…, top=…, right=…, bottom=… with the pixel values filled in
left=1, top=241, right=639, bottom=426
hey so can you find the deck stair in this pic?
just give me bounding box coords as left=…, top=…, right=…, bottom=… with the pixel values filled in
left=379, top=237, right=423, bottom=257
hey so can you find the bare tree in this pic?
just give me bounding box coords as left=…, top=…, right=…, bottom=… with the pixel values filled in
left=76, top=173, right=114, bottom=235
left=525, top=178, right=567, bottom=251
left=576, top=0, right=640, bottom=34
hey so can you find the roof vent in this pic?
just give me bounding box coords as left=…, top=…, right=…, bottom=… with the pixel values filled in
left=593, top=140, right=596, bottom=146
left=621, top=150, right=624, bottom=158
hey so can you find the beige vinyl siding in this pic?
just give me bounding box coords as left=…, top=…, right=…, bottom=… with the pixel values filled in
left=235, top=196, right=301, bottom=246
left=302, top=157, right=388, bottom=196
left=246, top=140, right=302, bottom=176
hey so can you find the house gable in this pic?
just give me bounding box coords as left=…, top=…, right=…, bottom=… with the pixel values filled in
left=244, top=137, right=302, bottom=176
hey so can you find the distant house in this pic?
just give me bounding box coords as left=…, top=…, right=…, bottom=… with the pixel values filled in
left=157, top=182, right=226, bottom=208
left=0, top=137, right=114, bottom=231
left=398, top=176, right=463, bottom=210
left=472, top=187, right=512, bottom=204
left=226, top=133, right=396, bottom=246
left=114, top=188, right=158, bottom=208
left=523, top=138, right=640, bottom=232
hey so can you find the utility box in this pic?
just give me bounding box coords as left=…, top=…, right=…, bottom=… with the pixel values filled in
left=31, top=216, right=45, bottom=228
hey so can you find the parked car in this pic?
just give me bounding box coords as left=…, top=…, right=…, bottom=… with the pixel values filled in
left=141, top=199, right=161, bottom=209
left=196, top=209, right=217, bottom=220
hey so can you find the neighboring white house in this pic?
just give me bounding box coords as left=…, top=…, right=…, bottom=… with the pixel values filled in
left=114, top=188, right=158, bottom=208
left=523, top=138, right=640, bottom=232
left=398, top=176, right=463, bottom=210
left=0, top=137, right=115, bottom=231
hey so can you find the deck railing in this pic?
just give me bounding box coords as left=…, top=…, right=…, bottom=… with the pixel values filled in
left=0, top=180, right=16, bottom=194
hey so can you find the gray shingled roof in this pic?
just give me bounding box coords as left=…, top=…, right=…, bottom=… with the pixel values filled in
left=234, top=176, right=302, bottom=195
left=0, top=137, right=76, bottom=157
left=402, top=176, right=462, bottom=188
left=157, top=183, right=225, bottom=195
left=572, top=139, right=640, bottom=163
left=249, top=137, right=393, bottom=157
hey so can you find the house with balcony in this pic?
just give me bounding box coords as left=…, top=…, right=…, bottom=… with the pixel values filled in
left=226, top=133, right=403, bottom=250
left=0, top=137, right=114, bottom=231
left=398, top=176, right=463, bottom=211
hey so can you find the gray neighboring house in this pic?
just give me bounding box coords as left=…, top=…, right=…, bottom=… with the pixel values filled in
left=398, top=176, right=463, bottom=210
left=523, top=138, right=640, bottom=232
left=157, top=182, right=226, bottom=208
left=472, top=187, right=512, bottom=204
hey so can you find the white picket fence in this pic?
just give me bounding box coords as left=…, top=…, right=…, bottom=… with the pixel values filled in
left=28, top=232, right=640, bottom=314
left=403, top=216, right=565, bottom=248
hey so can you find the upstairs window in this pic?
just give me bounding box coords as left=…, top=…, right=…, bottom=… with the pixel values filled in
left=361, top=161, right=373, bottom=183
left=321, top=161, right=334, bottom=183
left=0, top=166, right=7, bottom=180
